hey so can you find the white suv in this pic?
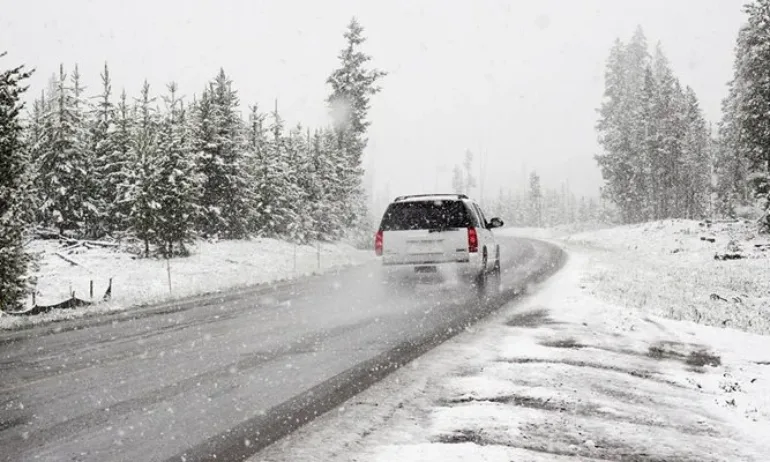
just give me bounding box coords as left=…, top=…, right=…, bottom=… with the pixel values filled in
left=374, top=194, right=504, bottom=291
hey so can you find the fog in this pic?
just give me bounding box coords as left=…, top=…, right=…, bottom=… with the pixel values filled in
left=2, top=0, right=744, bottom=214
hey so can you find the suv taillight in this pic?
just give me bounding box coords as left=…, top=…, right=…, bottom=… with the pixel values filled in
left=468, top=227, right=478, bottom=253
left=375, top=230, right=384, bottom=256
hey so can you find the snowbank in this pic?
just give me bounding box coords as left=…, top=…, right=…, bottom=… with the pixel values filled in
left=0, top=238, right=373, bottom=330
left=562, top=219, right=770, bottom=335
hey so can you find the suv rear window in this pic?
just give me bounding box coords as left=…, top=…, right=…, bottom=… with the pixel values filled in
left=379, top=200, right=472, bottom=231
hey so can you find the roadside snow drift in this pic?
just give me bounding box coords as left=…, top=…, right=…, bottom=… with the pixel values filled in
left=565, top=219, right=770, bottom=335
left=0, top=238, right=372, bottom=329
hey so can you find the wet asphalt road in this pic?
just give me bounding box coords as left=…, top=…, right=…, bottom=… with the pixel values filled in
left=0, top=237, right=564, bottom=462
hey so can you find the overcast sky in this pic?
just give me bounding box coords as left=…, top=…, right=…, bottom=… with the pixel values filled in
left=1, top=0, right=747, bottom=210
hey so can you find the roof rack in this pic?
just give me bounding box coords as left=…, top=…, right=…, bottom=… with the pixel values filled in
left=393, top=193, right=469, bottom=202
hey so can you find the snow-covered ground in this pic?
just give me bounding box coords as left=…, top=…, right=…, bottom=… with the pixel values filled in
left=566, top=219, right=770, bottom=335
left=0, top=238, right=373, bottom=330
left=254, top=221, right=770, bottom=461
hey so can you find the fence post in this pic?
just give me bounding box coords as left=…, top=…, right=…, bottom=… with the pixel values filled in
left=166, top=257, right=172, bottom=295
left=90, top=280, right=94, bottom=299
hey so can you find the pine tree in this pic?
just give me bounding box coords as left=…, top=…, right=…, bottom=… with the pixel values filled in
left=259, top=105, right=301, bottom=238
left=38, top=64, right=90, bottom=235
left=578, top=197, right=589, bottom=223
left=681, top=87, right=710, bottom=219
left=652, top=47, right=687, bottom=219
left=110, top=89, right=135, bottom=233
left=724, top=0, right=770, bottom=229
left=624, top=28, right=651, bottom=223
left=0, top=54, right=33, bottom=311
left=639, top=64, right=659, bottom=220
left=451, top=165, right=464, bottom=193
left=463, top=150, right=476, bottom=194
left=528, top=171, right=542, bottom=227
left=89, top=63, right=117, bottom=236
left=286, top=124, right=315, bottom=242
left=70, top=65, right=99, bottom=236
left=124, top=81, right=159, bottom=256
left=326, top=17, right=386, bottom=231
left=191, top=87, right=216, bottom=235
left=244, top=104, right=268, bottom=234
left=596, top=39, right=636, bottom=223
left=196, top=70, right=250, bottom=238
left=26, top=90, right=48, bottom=223
left=305, top=129, right=328, bottom=241
left=154, top=82, right=201, bottom=256
left=316, top=128, right=347, bottom=239
left=588, top=197, right=600, bottom=222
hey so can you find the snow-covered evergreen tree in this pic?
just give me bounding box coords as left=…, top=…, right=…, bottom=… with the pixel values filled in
left=326, top=17, right=386, bottom=232
left=596, top=38, right=637, bottom=223
left=0, top=55, right=33, bottom=311
left=681, top=87, right=711, bottom=219
left=578, top=197, right=589, bottom=223
left=195, top=70, right=250, bottom=238
left=244, top=104, right=268, bottom=235
left=26, top=90, right=48, bottom=223
left=89, top=63, right=118, bottom=236
left=124, top=81, right=159, bottom=256
left=154, top=82, right=201, bottom=256
left=38, top=65, right=91, bottom=235
left=528, top=171, right=542, bottom=227
left=305, top=128, right=327, bottom=241
left=652, top=47, right=687, bottom=219
left=110, top=89, right=135, bottom=233
left=451, top=165, right=464, bottom=194
left=258, top=105, right=301, bottom=238
left=639, top=64, right=658, bottom=220
left=314, top=128, right=347, bottom=239
left=191, top=87, right=215, bottom=235
left=70, top=65, right=100, bottom=236
left=463, top=150, right=476, bottom=194
left=723, top=0, right=770, bottom=229
left=285, top=124, right=315, bottom=242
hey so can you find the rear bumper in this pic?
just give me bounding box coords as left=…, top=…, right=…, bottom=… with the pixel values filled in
left=380, top=253, right=483, bottom=277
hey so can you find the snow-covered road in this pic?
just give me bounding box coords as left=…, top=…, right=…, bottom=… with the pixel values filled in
left=255, top=243, right=770, bottom=462
left=0, top=236, right=563, bottom=462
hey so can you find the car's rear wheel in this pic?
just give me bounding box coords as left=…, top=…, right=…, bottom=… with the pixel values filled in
left=475, top=249, right=502, bottom=301
left=474, top=251, right=489, bottom=296
left=489, top=256, right=502, bottom=297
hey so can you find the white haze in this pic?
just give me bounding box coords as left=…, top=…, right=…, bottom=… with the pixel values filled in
left=1, top=0, right=745, bottom=216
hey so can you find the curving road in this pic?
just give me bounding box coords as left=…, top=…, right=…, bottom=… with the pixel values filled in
left=0, top=237, right=564, bottom=462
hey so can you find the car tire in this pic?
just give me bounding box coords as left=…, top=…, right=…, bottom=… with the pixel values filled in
left=474, top=251, right=488, bottom=296
left=489, top=256, right=502, bottom=296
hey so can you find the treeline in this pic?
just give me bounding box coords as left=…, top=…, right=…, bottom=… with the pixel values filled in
left=598, top=4, right=770, bottom=232
left=717, top=0, right=770, bottom=231
left=487, top=172, right=610, bottom=228
left=595, top=27, right=712, bottom=225
left=0, top=18, right=385, bottom=310
left=27, top=65, right=359, bottom=255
